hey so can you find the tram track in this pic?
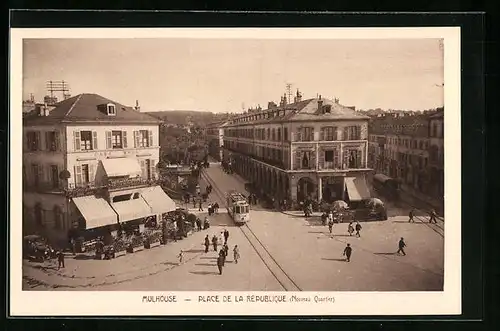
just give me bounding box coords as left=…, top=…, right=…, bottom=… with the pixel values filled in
left=200, top=169, right=302, bottom=291
left=395, top=200, right=445, bottom=238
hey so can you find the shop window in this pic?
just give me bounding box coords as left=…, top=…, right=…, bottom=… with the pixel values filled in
left=113, top=194, right=132, bottom=203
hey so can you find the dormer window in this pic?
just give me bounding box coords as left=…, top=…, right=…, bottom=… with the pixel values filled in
left=107, top=103, right=116, bottom=116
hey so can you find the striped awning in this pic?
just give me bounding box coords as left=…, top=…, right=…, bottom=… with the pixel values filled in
left=111, top=197, right=153, bottom=222
left=345, top=177, right=371, bottom=201
left=101, top=158, right=142, bottom=178
left=141, top=185, right=177, bottom=214
left=72, top=196, right=118, bottom=229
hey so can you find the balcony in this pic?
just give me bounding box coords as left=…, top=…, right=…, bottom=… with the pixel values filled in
left=225, top=146, right=286, bottom=170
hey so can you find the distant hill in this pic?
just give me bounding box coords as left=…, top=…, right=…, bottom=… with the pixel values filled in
left=145, top=110, right=234, bottom=127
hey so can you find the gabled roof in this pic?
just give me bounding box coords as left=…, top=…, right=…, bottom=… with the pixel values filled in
left=23, top=93, right=162, bottom=125
left=225, top=97, right=368, bottom=127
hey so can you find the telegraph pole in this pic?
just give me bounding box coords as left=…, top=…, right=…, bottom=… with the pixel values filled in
left=286, top=83, right=293, bottom=104
left=46, top=80, right=71, bottom=100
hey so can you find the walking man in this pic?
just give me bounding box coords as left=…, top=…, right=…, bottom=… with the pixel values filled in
left=223, top=229, right=230, bottom=245
left=397, top=237, right=407, bottom=256
left=348, top=222, right=354, bottom=236
left=178, top=250, right=184, bottom=263
left=429, top=209, right=437, bottom=224
left=217, top=254, right=224, bottom=275
left=204, top=235, right=210, bottom=253
left=355, top=221, right=362, bottom=238
left=219, top=249, right=226, bottom=266
left=409, top=209, right=415, bottom=223
left=192, top=197, right=197, bottom=208
left=233, top=245, right=240, bottom=264
left=57, top=250, right=65, bottom=269
left=343, top=243, right=352, bottom=262
left=212, top=235, right=218, bottom=252
left=198, top=200, right=203, bottom=212
left=328, top=218, right=334, bottom=234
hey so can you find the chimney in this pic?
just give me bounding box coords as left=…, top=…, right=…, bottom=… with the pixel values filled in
left=134, top=100, right=141, bottom=111
left=317, top=95, right=324, bottom=113
left=294, top=89, right=302, bottom=103
left=279, top=97, right=285, bottom=107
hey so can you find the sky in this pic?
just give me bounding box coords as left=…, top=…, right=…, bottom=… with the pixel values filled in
left=23, top=38, right=444, bottom=113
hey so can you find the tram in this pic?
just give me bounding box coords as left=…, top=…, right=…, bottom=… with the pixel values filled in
left=226, top=190, right=250, bottom=224
left=372, top=173, right=400, bottom=201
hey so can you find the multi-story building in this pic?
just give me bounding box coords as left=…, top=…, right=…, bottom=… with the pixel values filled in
left=222, top=91, right=372, bottom=206
left=22, top=93, right=175, bottom=246
left=428, top=110, right=444, bottom=198
left=368, top=113, right=432, bottom=194
left=205, top=120, right=228, bottom=161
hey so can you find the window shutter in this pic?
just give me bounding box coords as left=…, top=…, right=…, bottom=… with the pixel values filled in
left=54, top=131, right=60, bottom=151
left=45, top=132, right=50, bottom=151
left=133, top=131, right=138, bottom=148
left=106, top=131, right=112, bottom=149
left=89, top=164, right=96, bottom=184
left=140, top=160, right=146, bottom=178
left=148, top=130, right=153, bottom=147
left=310, top=150, right=316, bottom=169
left=343, top=127, right=349, bottom=141
left=92, top=131, right=98, bottom=150
left=294, top=151, right=302, bottom=170
left=356, top=150, right=362, bottom=168
left=74, top=131, right=81, bottom=151
left=74, top=165, right=82, bottom=186
left=35, top=131, right=41, bottom=151
left=38, top=164, right=45, bottom=182
left=319, top=149, right=325, bottom=169
left=122, top=131, right=128, bottom=148
left=320, top=129, right=325, bottom=141
left=149, top=159, right=155, bottom=180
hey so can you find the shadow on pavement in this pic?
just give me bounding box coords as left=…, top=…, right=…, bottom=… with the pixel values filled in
left=321, top=258, right=347, bottom=262
left=374, top=252, right=398, bottom=256
left=161, top=262, right=179, bottom=266
left=195, top=263, right=216, bottom=267
left=74, top=254, right=96, bottom=260
left=185, top=249, right=205, bottom=253
left=308, top=231, right=327, bottom=234
left=190, top=271, right=220, bottom=276
left=199, top=256, right=217, bottom=260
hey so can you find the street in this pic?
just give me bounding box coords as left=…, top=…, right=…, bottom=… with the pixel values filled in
left=23, top=163, right=443, bottom=291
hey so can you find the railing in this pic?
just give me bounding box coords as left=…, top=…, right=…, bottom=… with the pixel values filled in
left=108, top=177, right=158, bottom=190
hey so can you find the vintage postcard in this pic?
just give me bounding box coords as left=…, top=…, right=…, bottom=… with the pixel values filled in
left=10, top=27, right=461, bottom=316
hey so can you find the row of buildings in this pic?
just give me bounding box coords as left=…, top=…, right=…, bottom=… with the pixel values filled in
left=205, top=90, right=444, bottom=205
left=22, top=94, right=176, bottom=246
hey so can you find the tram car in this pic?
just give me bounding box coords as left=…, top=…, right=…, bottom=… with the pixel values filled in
left=226, top=190, right=250, bottom=224
left=372, top=173, right=400, bottom=201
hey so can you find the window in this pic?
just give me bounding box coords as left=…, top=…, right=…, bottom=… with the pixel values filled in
left=50, top=165, right=59, bottom=189
left=325, top=150, right=334, bottom=162
left=301, top=151, right=311, bottom=168
left=345, top=149, right=362, bottom=169
left=26, top=131, right=40, bottom=151
left=111, top=131, right=122, bottom=149
left=31, top=164, right=41, bottom=188
left=107, top=104, right=116, bottom=116
left=298, top=127, right=314, bottom=141
left=140, top=159, right=154, bottom=180
left=113, top=194, right=132, bottom=203
left=322, top=126, right=337, bottom=141
left=74, top=163, right=94, bottom=186
left=343, top=126, right=361, bottom=140
left=34, top=203, right=43, bottom=227
left=74, top=131, right=98, bottom=151
left=137, top=130, right=152, bottom=147
left=45, top=131, right=59, bottom=151
left=272, top=129, right=276, bottom=141
left=284, top=127, right=288, bottom=141
left=53, top=206, right=62, bottom=230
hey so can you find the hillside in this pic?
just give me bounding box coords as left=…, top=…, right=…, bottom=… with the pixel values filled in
left=145, top=110, right=233, bottom=126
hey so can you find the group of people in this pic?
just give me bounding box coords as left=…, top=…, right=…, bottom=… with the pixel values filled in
left=207, top=202, right=219, bottom=216
left=203, top=229, right=240, bottom=275
left=408, top=208, right=439, bottom=224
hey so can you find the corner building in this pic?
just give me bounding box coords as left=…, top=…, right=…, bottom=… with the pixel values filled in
left=23, top=93, right=175, bottom=246
left=222, top=93, right=372, bottom=207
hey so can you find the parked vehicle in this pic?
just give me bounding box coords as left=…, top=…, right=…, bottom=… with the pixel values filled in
left=23, top=235, right=56, bottom=262
left=372, top=174, right=400, bottom=201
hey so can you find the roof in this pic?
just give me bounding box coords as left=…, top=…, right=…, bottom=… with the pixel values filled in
left=23, top=93, right=162, bottom=125
left=225, top=97, right=368, bottom=127
left=429, top=110, right=444, bottom=119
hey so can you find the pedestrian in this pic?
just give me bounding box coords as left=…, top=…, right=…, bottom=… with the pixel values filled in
left=429, top=209, right=437, bottom=224
left=178, top=250, right=184, bottom=263
left=208, top=203, right=212, bottom=216
left=355, top=221, right=362, bottom=237
left=192, top=197, right=197, bottom=208
left=343, top=243, right=352, bottom=262
left=328, top=218, right=334, bottom=234
left=219, top=249, right=226, bottom=266
left=57, top=250, right=65, bottom=269
left=204, top=235, right=210, bottom=253
left=204, top=217, right=210, bottom=230
left=321, top=212, right=327, bottom=226
left=212, top=235, right=218, bottom=252
left=223, top=229, right=230, bottom=244
left=223, top=243, right=229, bottom=257
left=217, top=255, right=224, bottom=275
left=196, top=218, right=202, bottom=231
left=198, top=200, right=203, bottom=212
left=397, top=237, right=407, bottom=256
left=233, top=245, right=240, bottom=264
left=348, top=222, right=354, bottom=236
left=409, top=209, right=415, bottom=223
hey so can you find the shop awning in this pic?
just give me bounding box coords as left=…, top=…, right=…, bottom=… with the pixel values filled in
left=72, top=196, right=118, bottom=229
left=141, top=185, right=177, bottom=214
left=101, top=158, right=142, bottom=178
left=345, top=177, right=371, bottom=201
left=111, top=197, right=153, bottom=222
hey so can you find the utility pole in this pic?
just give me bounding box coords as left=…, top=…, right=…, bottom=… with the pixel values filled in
left=46, top=80, right=71, bottom=101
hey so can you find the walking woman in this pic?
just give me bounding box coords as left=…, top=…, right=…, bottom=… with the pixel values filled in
left=233, top=245, right=240, bottom=264
left=348, top=222, right=355, bottom=236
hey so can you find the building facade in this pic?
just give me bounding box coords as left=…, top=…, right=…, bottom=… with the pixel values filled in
left=23, top=93, right=175, bottom=246
left=368, top=112, right=441, bottom=196
left=205, top=121, right=227, bottom=161
left=428, top=110, right=444, bottom=198
left=221, top=92, right=372, bottom=206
